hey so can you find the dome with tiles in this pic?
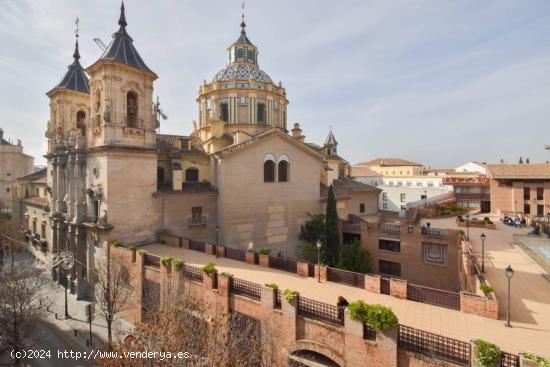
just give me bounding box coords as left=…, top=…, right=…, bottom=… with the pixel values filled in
left=213, top=63, right=272, bottom=83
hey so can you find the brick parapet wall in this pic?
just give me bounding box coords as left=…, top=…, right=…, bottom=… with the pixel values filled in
left=390, top=278, right=408, bottom=299
left=245, top=251, right=256, bottom=265
left=315, top=265, right=328, bottom=282
left=259, top=254, right=270, bottom=267
left=159, top=233, right=181, bottom=247
left=365, top=274, right=381, bottom=293
left=205, top=243, right=214, bottom=255
left=296, top=261, right=309, bottom=277
left=460, top=291, right=498, bottom=319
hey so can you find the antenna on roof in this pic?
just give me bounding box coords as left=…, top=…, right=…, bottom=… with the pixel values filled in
left=93, top=38, right=107, bottom=51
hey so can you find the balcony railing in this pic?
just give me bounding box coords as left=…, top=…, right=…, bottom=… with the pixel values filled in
left=188, top=216, right=206, bottom=226
left=443, top=176, right=490, bottom=186
left=455, top=193, right=490, bottom=201
left=421, top=227, right=448, bottom=239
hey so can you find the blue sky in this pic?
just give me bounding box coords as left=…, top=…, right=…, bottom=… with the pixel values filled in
left=1, top=0, right=549, bottom=167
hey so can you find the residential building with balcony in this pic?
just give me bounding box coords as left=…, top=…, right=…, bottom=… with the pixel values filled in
left=487, top=163, right=550, bottom=219
left=341, top=217, right=461, bottom=291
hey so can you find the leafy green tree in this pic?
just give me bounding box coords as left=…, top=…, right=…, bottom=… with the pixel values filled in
left=301, top=242, right=318, bottom=263
left=299, top=213, right=325, bottom=244
left=324, top=185, right=340, bottom=266
left=337, top=238, right=372, bottom=274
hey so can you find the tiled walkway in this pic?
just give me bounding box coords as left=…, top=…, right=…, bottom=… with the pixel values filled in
left=142, top=218, right=550, bottom=358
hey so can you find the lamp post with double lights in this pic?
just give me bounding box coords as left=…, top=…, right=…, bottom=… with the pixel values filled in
left=480, top=233, right=486, bottom=273
left=505, top=265, right=514, bottom=327
left=316, top=240, right=322, bottom=283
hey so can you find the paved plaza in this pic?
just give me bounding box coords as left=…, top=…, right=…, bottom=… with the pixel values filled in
left=143, top=219, right=550, bottom=357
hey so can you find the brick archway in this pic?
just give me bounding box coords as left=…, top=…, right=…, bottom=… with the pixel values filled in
left=284, top=340, right=346, bottom=367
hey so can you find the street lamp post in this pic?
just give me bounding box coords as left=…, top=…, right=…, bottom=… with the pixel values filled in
left=59, top=251, right=75, bottom=319
left=546, top=212, right=550, bottom=234
left=215, top=225, right=219, bottom=258
left=316, top=240, right=322, bottom=283
left=480, top=233, right=486, bottom=273
left=505, top=265, right=514, bottom=327
left=465, top=214, right=470, bottom=241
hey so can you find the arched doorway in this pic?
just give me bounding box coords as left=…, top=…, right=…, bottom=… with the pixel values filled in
left=288, top=350, right=341, bottom=367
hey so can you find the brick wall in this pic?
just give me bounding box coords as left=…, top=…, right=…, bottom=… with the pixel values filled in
left=460, top=291, right=498, bottom=319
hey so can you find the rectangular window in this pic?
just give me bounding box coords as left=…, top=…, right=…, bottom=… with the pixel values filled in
left=397, top=181, right=402, bottom=186
left=41, top=223, right=46, bottom=239
left=427, top=181, right=434, bottom=187
left=379, top=260, right=401, bottom=276
left=400, top=205, right=406, bottom=211
left=382, top=193, right=388, bottom=201
left=389, top=181, right=393, bottom=186
left=417, top=182, right=423, bottom=187
left=273, top=100, right=280, bottom=109
left=537, top=188, right=544, bottom=200
left=382, top=203, right=388, bottom=210
left=524, top=187, right=530, bottom=200
left=400, top=193, right=406, bottom=202
left=6, top=188, right=9, bottom=193
left=206, top=100, right=212, bottom=110
left=422, top=242, right=448, bottom=265
left=239, top=95, right=247, bottom=105
left=406, top=181, right=412, bottom=186
left=537, top=205, right=544, bottom=217
left=524, top=204, right=530, bottom=214
left=379, top=239, right=400, bottom=253
left=359, top=203, right=365, bottom=213
left=190, top=207, right=204, bottom=225
left=32, top=219, right=37, bottom=234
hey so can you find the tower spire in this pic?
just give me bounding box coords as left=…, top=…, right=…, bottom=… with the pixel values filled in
left=118, top=1, right=127, bottom=28
left=73, top=17, right=80, bottom=63
left=240, top=0, right=246, bottom=34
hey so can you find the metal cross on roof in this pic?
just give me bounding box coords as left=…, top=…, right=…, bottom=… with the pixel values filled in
left=75, top=17, right=80, bottom=38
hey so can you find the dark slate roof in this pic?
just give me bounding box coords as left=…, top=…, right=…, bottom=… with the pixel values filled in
left=232, top=22, right=254, bottom=46
left=98, top=2, right=153, bottom=74
left=324, top=129, right=338, bottom=146
left=54, top=39, right=90, bottom=94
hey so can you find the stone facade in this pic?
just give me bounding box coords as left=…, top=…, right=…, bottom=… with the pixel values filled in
left=0, top=130, right=34, bottom=211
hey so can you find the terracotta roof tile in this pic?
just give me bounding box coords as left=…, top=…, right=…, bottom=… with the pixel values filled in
left=355, top=158, right=423, bottom=167
left=487, top=163, right=550, bottom=179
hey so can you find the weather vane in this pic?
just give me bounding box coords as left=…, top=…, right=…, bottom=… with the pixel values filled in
left=75, top=17, right=80, bottom=38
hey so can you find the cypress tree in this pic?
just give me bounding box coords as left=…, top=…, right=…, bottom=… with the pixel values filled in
left=324, top=184, right=340, bottom=266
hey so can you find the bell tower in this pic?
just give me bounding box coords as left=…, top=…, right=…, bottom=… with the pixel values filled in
left=85, top=1, right=158, bottom=150
left=82, top=2, right=161, bottom=245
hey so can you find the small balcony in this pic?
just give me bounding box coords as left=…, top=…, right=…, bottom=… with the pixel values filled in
left=421, top=227, right=448, bottom=239
left=379, top=223, right=401, bottom=239
left=188, top=215, right=206, bottom=227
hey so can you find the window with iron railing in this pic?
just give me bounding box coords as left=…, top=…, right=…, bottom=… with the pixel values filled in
left=524, top=187, right=530, bottom=200
left=379, top=239, right=400, bottom=253
left=379, top=260, right=401, bottom=277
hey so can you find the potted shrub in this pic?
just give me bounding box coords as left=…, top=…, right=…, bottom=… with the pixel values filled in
left=473, top=339, right=501, bottom=367
left=520, top=352, right=550, bottom=367
left=202, top=262, right=217, bottom=288
left=160, top=256, right=173, bottom=268
left=283, top=289, right=299, bottom=305
left=172, top=259, right=184, bottom=272
left=259, top=248, right=271, bottom=267
left=348, top=300, right=398, bottom=332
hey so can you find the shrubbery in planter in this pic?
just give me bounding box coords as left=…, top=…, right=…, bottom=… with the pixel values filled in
left=265, top=283, right=278, bottom=290
left=160, top=256, right=173, bottom=267
left=111, top=240, right=124, bottom=247
left=202, top=262, right=217, bottom=275
left=258, top=248, right=271, bottom=255
left=521, top=352, right=550, bottom=367
left=283, top=289, right=298, bottom=304
left=172, top=259, right=184, bottom=271
left=128, top=245, right=136, bottom=251
left=348, top=300, right=398, bottom=331
left=137, top=249, right=145, bottom=256
left=480, top=283, right=493, bottom=296
left=474, top=339, right=501, bottom=367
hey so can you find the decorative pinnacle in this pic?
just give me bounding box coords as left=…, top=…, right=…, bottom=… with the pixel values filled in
left=73, top=17, right=80, bottom=62
left=240, top=0, right=246, bottom=34
left=118, top=1, right=127, bottom=28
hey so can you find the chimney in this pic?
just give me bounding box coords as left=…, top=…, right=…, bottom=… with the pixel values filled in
left=291, top=123, right=305, bottom=142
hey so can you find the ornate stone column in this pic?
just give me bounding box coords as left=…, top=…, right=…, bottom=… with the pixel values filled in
left=51, top=158, right=58, bottom=213
left=56, top=154, right=66, bottom=214
left=51, top=219, right=59, bottom=281
left=66, top=153, right=75, bottom=221
left=74, top=152, right=86, bottom=223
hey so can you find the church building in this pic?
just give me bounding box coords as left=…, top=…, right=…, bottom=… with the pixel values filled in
left=32, top=2, right=379, bottom=298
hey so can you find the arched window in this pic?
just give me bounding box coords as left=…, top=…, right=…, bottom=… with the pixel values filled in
left=263, top=154, right=275, bottom=182
left=236, top=48, right=244, bottom=58
left=247, top=49, right=255, bottom=62
left=76, top=111, right=86, bottom=136
left=278, top=161, right=289, bottom=182
left=127, top=91, right=138, bottom=128
left=220, top=102, right=229, bottom=122
left=257, top=103, right=266, bottom=125
left=185, top=168, right=199, bottom=183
